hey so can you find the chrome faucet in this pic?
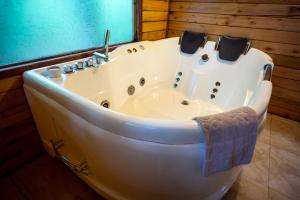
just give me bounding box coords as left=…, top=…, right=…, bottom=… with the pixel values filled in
left=93, top=29, right=110, bottom=62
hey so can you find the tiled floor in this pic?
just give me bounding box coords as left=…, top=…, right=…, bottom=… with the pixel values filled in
left=0, top=114, right=299, bottom=200
left=223, top=114, right=300, bottom=200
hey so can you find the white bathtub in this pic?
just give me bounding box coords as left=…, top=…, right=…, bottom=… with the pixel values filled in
left=23, top=37, right=273, bottom=200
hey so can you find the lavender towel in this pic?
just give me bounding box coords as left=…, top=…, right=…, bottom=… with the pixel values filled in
left=194, top=107, right=258, bottom=176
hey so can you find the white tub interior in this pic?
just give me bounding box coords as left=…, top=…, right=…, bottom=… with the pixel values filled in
left=35, top=37, right=272, bottom=121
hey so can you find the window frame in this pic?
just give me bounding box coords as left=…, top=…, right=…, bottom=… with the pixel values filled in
left=0, top=0, right=141, bottom=75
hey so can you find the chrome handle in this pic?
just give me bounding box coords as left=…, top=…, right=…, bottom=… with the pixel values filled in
left=74, top=61, right=84, bottom=70
left=87, top=59, right=93, bottom=67
left=50, top=139, right=89, bottom=176
left=178, top=32, right=184, bottom=45
left=214, top=37, right=221, bottom=51
left=264, top=64, right=273, bottom=81
left=243, top=41, right=252, bottom=55
left=63, top=64, right=73, bottom=74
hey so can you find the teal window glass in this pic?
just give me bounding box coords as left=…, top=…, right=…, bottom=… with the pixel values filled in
left=0, top=0, right=134, bottom=66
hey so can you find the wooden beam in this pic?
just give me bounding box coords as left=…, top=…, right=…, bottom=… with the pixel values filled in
left=142, top=21, right=168, bottom=32
left=143, top=0, right=169, bottom=11
left=0, top=89, right=27, bottom=113
left=0, top=76, right=23, bottom=94
left=169, top=12, right=300, bottom=32
left=169, top=2, right=300, bottom=16
left=168, top=21, right=300, bottom=45
left=170, top=0, right=300, bottom=4
left=142, top=30, right=167, bottom=40
left=142, top=11, right=168, bottom=21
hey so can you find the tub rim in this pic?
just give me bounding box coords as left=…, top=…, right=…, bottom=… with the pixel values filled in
left=23, top=67, right=271, bottom=145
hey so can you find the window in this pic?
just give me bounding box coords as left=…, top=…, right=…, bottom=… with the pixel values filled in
left=0, top=0, right=135, bottom=66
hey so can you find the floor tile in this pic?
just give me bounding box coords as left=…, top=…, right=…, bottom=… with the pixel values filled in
left=269, top=189, right=293, bottom=200
left=257, top=114, right=271, bottom=145
left=241, top=141, right=270, bottom=187
left=269, top=147, right=300, bottom=200
left=270, top=115, right=300, bottom=156
left=223, top=174, right=268, bottom=200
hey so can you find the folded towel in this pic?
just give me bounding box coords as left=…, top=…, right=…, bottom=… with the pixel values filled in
left=218, top=36, right=249, bottom=61
left=180, top=31, right=206, bottom=54
left=193, top=107, right=258, bottom=176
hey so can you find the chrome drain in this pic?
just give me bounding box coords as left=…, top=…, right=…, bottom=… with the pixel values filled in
left=100, top=100, right=110, bottom=108
left=181, top=100, right=189, bottom=105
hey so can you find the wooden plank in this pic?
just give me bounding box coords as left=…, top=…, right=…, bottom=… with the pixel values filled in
left=0, top=104, right=33, bottom=130
left=237, top=0, right=300, bottom=4
left=167, top=29, right=300, bottom=57
left=272, top=76, right=300, bottom=92
left=0, top=176, right=24, bottom=199
left=273, top=66, right=300, bottom=80
left=142, top=30, right=167, bottom=40
left=272, top=86, right=300, bottom=103
left=171, top=0, right=300, bottom=4
left=168, top=21, right=300, bottom=45
left=270, top=54, right=300, bottom=70
left=0, top=130, right=43, bottom=176
left=251, top=40, right=300, bottom=58
left=142, top=11, right=168, bottom=21
left=9, top=154, right=103, bottom=199
left=169, top=2, right=300, bottom=16
left=270, top=96, right=300, bottom=115
left=143, top=0, right=169, bottom=11
left=168, top=12, right=300, bottom=32
left=270, top=94, right=300, bottom=120
left=142, top=21, right=168, bottom=32
left=0, top=75, right=23, bottom=94
left=0, top=118, right=36, bottom=146
left=0, top=89, right=27, bottom=113
left=171, top=0, right=236, bottom=2
left=269, top=104, right=300, bottom=122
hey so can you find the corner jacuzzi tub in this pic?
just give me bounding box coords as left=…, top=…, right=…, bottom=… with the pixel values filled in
left=23, top=37, right=273, bottom=200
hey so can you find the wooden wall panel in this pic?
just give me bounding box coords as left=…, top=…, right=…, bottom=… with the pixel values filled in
left=167, top=0, right=300, bottom=121
left=142, top=21, right=168, bottom=32
left=142, top=11, right=168, bottom=21
left=169, top=12, right=300, bottom=32
left=0, top=76, right=23, bottom=93
left=0, top=76, right=43, bottom=176
left=142, top=30, right=167, bottom=41
left=169, top=2, right=300, bottom=16
left=141, top=0, right=170, bottom=40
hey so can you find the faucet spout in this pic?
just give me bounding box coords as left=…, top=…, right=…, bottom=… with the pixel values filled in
left=93, top=29, right=110, bottom=63
left=105, top=29, right=110, bottom=61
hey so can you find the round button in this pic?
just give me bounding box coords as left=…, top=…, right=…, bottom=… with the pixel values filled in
left=201, top=54, right=209, bottom=62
